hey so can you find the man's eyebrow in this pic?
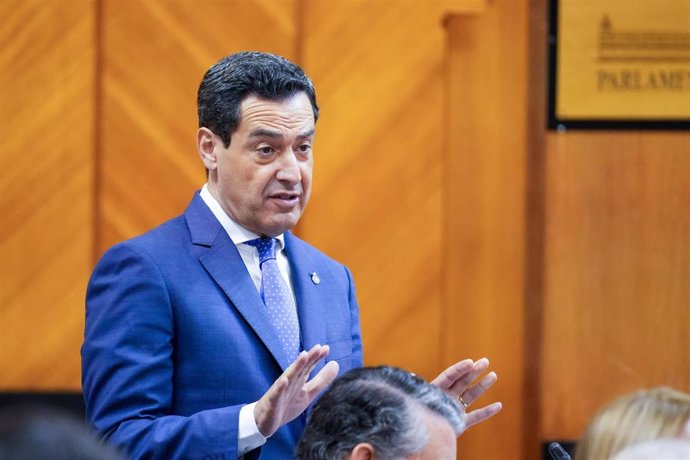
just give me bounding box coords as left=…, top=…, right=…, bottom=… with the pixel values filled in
left=247, top=128, right=315, bottom=140
left=296, top=128, right=315, bottom=140
left=248, top=128, right=283, bottom=139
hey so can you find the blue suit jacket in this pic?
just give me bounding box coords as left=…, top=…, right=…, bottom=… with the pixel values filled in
left=82, top=193, right=363, bottom=459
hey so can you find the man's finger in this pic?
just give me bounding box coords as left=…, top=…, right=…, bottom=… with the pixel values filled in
left=264, top=375, right=289, bottom=405
left=287, top=345, right=325, bottom=380
left=304, top=360, right=339, bottom=396
left=446, top=358, right=489, bottom=396
left=285, top=350, right=309, bottom=375
left=464, top=402, right=503, bottom=431
left=297, top=345, right=329, bottom=379
left=430, top=359, right=474, bottom=390
left=462, top=371, right=497, bottom=406
left=280, top=344, right=330, bottom=399
left=254, top=374, right=291, bottom=437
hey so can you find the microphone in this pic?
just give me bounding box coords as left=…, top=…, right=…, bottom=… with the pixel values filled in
left=548, top=442, right=572, bottom=460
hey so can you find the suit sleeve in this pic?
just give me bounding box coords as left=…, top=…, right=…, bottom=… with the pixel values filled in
left=82, top=244, right=253, bottom=460
left=344, top=266, right=364, bottom=368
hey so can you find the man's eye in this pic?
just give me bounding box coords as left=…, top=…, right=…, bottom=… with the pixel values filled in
left=258, top=146, right=273, bottom=156
left=298, top=144, right=311, bottom=153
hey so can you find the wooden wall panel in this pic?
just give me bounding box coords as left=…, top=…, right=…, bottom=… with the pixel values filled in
left=540, top=132, right=690, bottom=439
left=98, top=0, right=297, bottom=254
left=300, top=0, right=484, bottom=384
left=445, top=2, right=529, bottom=459
left=0, top=0, right=95, bottom=390
left=524, top=0, right=690, bottom=447
left=524, top=0, right=690, bottom=445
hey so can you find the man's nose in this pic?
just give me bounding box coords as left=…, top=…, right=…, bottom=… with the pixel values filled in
left=275, top=150, right=301, bottom=184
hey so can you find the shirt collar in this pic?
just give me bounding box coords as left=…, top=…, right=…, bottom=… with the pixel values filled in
left=199, top=184, right=285, bottom=250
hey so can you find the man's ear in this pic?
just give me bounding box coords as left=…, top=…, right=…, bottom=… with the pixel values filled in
left=197, top=127, right=219, bottom=171
left=349, top=443, right=375, bottom=460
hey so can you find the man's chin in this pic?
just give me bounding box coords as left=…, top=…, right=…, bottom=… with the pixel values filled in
left=258, top=213, right=301, bottom=237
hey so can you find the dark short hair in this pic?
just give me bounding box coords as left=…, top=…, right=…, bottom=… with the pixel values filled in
left=295, top=366, right=464, bottom=460
left=197, top=51, right=319, bottom=147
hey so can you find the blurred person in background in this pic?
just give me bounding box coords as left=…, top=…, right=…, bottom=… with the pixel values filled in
left=609, top=438, right=690, bottom=460
left=575, top=386, right=690, bottom=460
left=0, top=406, right=124, bottom=460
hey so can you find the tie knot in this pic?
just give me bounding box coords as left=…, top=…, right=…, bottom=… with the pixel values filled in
left=245, top=237, right=279, bottom=264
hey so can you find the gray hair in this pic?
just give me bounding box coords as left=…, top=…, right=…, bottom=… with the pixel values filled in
left=295, top=366, right=464, bottom=459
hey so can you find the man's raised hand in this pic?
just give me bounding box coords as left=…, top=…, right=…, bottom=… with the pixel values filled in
left=431, top=357, right=502, bottom=433
left=254, top=344, right=339, bottom=438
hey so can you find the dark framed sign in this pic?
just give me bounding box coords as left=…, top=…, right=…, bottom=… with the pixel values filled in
left=548, top=0, right=690, bottom=130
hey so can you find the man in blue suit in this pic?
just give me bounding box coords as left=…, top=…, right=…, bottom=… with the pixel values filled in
left=82, top=52, right=501, bottom=459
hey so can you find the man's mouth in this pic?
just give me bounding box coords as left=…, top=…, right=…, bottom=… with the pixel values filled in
left=268, top=192, right=300, bottom=208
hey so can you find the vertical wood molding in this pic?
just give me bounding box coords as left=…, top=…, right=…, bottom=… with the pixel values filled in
left=523, top=0, right=549, bottom=457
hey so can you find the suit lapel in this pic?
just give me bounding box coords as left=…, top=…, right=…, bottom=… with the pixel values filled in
left=185, top=194, right=294, bottom=371
left=285, top=232, right=328, bottom=374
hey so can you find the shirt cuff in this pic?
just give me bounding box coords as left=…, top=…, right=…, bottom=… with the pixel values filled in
left=238, top=402, right=267, bottom=456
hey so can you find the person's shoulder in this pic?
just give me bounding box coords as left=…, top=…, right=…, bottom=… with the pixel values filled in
left=285, top=232, right=347, bottom=269
left=128, top=213, right=186, bottom=246
left=100, top=213, right=190, bottom=264
left=107, top=192, right=213, bottom=254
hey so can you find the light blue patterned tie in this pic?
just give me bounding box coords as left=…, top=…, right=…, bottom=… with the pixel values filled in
left=245, top=237, right=301, bottom=363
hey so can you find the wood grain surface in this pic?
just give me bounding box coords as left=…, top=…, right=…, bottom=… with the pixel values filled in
left=0, top=0, right=95, bottom=390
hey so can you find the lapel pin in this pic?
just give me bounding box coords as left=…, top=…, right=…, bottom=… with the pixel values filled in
left=310, top=272, right=320, bottom=285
